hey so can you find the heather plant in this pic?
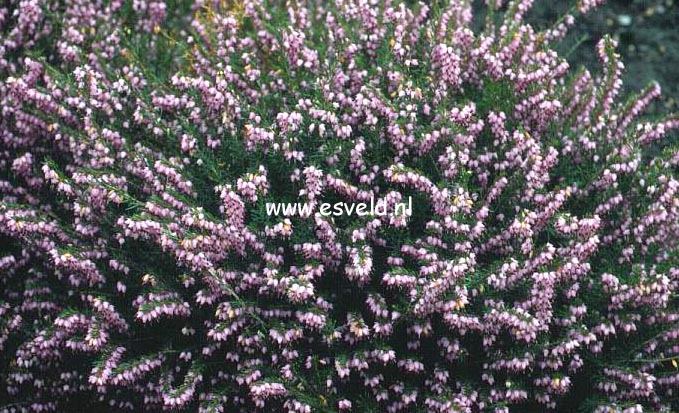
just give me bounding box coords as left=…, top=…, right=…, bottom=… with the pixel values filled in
left=1, top=0, right=679, bottom=412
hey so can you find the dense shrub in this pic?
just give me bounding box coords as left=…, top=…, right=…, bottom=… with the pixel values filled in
left=1, top=0, right=679, bottom=412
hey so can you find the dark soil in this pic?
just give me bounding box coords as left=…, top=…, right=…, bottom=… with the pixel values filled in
left=529, top=0, right=679, bottom=113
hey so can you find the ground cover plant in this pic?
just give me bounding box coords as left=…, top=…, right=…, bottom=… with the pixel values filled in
left=1, top=0, right=679, bottom=412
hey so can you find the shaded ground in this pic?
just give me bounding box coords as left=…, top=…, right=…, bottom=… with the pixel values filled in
left=529, top=0, right=679, bottom=112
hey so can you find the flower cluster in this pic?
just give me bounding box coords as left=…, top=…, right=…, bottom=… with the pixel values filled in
left=1, top=0, right=679, bottom=412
